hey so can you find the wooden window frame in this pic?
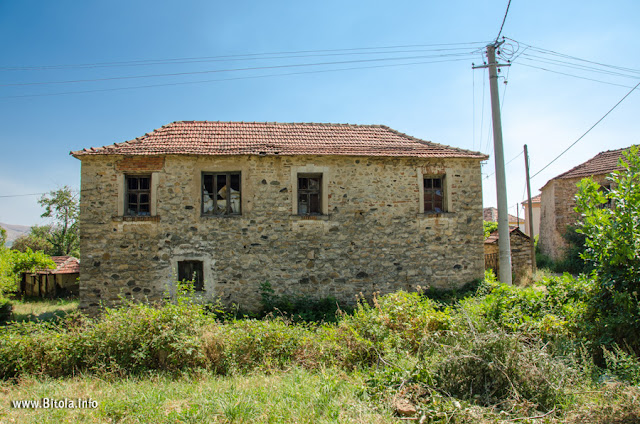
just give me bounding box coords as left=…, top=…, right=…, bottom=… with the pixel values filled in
left=297, top=173, right=323, bottom=216
left=423, top=175, right=446, bottom=213
left=202, top=172, right=242, bottom=216
left=125, top=175, right=151, bottom=216
left=177, top=260, right=204, bottom=291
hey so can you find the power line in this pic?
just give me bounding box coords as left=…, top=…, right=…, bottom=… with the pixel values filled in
left=1, top=52, right=478, bottom=87
left=483, top=150, right=523, bottom=180
left=515, top=62, right=640, bottom=90
left=531, top=79, right=640, bottom=180
left=495, top=0, right=513, bottom=42
left=0, top=193, right=47, bottom=198
left=1, top=42, right=489, bottom=71
left=519, top=53, right=640, bottom=79
left=0, top=57, right=472, bottom=99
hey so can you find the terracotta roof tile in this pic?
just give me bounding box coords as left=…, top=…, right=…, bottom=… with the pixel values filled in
left=553, top=146, right=633, bottom=180
left=34, top=256, right=80, bottom=274
left=521, top=194, right=541, bottom=205
left=484, top=226, right=530, bottom=244
left=70, top=121, right=487, bottom=160
left=483, top=207, right=519, bottom=223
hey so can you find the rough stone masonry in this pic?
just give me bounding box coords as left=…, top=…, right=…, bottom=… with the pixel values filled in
left=72, top=122, right=487, bottom=313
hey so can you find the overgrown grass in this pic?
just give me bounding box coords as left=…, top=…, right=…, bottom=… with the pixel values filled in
left=0, top=368, right=396, bottom=424
left=1, top=274, right=639, bottom=422
left=9, top=297, right=78, bottom=323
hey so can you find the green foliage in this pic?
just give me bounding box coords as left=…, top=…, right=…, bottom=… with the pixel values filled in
left=11, top=225, right=55, bottom=255
left=38, top=187, right=79, bottom=257
left=575, top=146, right=640, bottom=355
left=259, top=281, right=345, bottom=322
left=483, top=220, right=498, bottom=239
left=603, top=344, right=640, bottom=385
left=0, top=227, right=6, bottom=247
left=0, top=247, right=55, bottom=297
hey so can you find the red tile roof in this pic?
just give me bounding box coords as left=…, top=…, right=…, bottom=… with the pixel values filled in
left=483, top=207, right=520, bottom=223
left=553, top=146, right=632, bottom=180
left=32, top=256, right=80, bottom=275
left=485, top=226, right=530, bottom=244
left=521, top=194, right=540, bottom=205
left=70, top=121, right=487, bottom=160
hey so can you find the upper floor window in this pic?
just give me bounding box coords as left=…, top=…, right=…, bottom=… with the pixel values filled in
left=202, top=172, right=241, bottom=216
left=424, top=176, right=445, bottom=213
left=298, top=174, right=322, bottom=215
left=126, top=175, right=151, bottom=216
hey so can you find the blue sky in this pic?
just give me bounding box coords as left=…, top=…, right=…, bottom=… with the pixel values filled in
left=1, top=0, right=639, bottom=226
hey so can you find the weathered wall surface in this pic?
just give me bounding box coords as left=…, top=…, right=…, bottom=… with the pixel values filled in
left=78, top=154, right=485, bottom=313
left=539, top=174, right=610, bottom=261
left=484, top=232, right=532, bottom=283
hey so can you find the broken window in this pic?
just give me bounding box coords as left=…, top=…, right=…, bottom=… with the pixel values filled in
left=424, top=176, right=445, bottom=213
left=202, top=172, right=241, bottom=215
left=598, top=184, right=613, bottom=209
left=177, top=260, right=204, bottom=291
left=298, top=174, right=322, bottom=215
left=125, top=175, right=151, bottom=216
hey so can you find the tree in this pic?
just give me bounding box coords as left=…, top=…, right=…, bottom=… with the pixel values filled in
left=38, top=187, right=79, bottom=257
left=0, top=227, right=6, bottom=247
left=0, top=247, right=55, bottom=296
left=11, top=225, right=54, bottom=254
left=483, top=221, right=498, bottom=239
left=574, top=145, right=640, bottom=355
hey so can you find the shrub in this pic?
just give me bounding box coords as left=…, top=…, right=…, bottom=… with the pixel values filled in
left=575, top=146, right=640, bottom=356
left=259, top=281, right=345, bottom=322
left=432, top=330, right=574, bottom=410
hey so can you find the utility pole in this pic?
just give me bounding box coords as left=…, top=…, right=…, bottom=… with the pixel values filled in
left=524, top=144, right=537, bottom=273
left=475, top=42, right=512, bottom=284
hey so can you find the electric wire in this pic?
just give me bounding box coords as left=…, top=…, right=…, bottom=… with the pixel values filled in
left=495, top=0, right=513, bottom=43
left=0, top=42, right=490, bottom=71
left=515, top=63, right=640, bottom=90
left=1, top=52, right=479, bottom=87
left=530, top=79, right=640, bottom=180
left=0, top=57, right=472, bottom=99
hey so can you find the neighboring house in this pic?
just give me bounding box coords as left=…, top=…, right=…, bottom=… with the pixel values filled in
left=71, top=121, right=488, bottom=313
left=539, top=146, right=629, bottom=261
left=21, top=256, right=80, bottom=298
left=483, top=207, right=524, bottom=232
left=484, top=227, right=532, bottom=282
left=521, top=194, right=541, bottom=238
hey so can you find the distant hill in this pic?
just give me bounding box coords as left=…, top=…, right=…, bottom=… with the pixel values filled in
left=0, top=223, right=30, bottom=247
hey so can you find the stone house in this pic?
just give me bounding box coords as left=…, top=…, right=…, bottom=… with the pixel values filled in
left=71, top=121, right=488, bottom=313
left=484, top=227, right=532, bottom=282
left=483, top=207, right=525, bottom=232
left=539, top=146, right=629, bottom=261
left=20, top=256, right=80, bottom=298
left=521, top=194, right=540, bottom=238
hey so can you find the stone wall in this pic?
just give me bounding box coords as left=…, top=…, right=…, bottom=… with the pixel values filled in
left=539, top=174, right=610, bottom=261
left=78, top=154, right=485, bottom=313
left=484, top=230, right=533, bottom=283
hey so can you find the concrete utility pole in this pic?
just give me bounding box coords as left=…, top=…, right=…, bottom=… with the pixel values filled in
left=524, top=144, right=537, bottom=273
left=485, top=42, right=512, bottom=284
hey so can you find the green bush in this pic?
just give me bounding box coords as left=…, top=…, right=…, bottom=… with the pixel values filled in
left=575, top=146, right=640, bottom=356
left=0, top=297, right=11, bottom=324
left=259, top=281, right=346, bottom=322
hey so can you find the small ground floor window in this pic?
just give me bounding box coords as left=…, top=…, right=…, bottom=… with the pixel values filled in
left=177, top=260, right=204, bottom=291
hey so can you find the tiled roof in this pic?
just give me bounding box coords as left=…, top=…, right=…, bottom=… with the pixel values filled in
left=483, top=207, right=520, bottom=223
left=553, top=146, right=632, bottom=180
left=70, top=121, right=487, bottom=160
left=33, top=256, right=80, bottom=275
left=485, top=226, right=530, bottom=244
left=521, top=194, right=541, bottom=205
